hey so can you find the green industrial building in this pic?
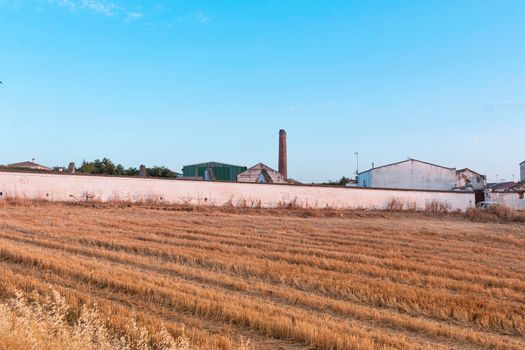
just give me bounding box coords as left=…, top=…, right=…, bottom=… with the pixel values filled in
left=182, top=162, right=247, bottom=181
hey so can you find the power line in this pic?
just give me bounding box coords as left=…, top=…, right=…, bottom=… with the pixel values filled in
left=0, top=81, right=80, bottom=161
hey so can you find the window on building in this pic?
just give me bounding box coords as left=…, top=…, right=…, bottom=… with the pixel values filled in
left=257, top=173, right=267, bottom=183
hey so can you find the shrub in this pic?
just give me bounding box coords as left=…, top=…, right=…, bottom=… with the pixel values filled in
left=465, top=205, right=525, bottom=223
left=277, top=197, right=300, bottom=209
left=424, top=200, right=451, bottom=214
left=404, top=200, right=417, bottom=212
left=386, top=197, right=404, bottom=211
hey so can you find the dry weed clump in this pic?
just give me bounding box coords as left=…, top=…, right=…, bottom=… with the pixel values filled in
left=387, top=198, right=454, bottom=213
left=0, top=289, right=190, bottom=350
left=424, top=199, right=452, bottom=214
left=386, top=197, right=404, bottom=211
left=466, top=205, right=525, bottom=223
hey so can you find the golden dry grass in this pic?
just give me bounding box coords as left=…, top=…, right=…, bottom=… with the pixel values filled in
left=0, top=289, right=193, bottom=350
left=0, top=201, right=524, bottom=349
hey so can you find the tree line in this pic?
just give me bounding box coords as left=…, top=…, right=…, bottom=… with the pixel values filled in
left=320, top=176, right=354, bottom=186
left=75, top=158, right=178, bottom=178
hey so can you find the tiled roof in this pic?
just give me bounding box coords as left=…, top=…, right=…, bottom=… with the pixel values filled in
left=487, top=181, right=521, bottom=192
left=237, top=163, right=297, bottom=184
left=456, top=168, right=487, bottom=179
left=6, top=161, right=52, bottom=171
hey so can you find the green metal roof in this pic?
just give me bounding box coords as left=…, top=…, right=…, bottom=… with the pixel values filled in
left=183, top=161, right=244, bottom=168
left=182, top=161, right=247, bottom=181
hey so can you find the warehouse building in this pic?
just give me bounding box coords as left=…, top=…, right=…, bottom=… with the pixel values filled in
left=181, top=162, right=247, bottom=181
left=357, top=158, right=457, bottom=191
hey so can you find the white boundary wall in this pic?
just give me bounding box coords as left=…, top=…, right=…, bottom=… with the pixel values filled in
left=486, top=192, right=525, bottom=210
left=0, top=172, right=475, bottom=211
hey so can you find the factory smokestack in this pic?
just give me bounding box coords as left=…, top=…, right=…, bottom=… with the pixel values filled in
left=278, top=129, right=288, bottom=179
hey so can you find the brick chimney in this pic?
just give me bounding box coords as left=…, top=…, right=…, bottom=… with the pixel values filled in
left=278, top=129, right=288, bottom=179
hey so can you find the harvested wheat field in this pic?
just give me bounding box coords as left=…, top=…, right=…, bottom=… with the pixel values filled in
left=0, top=201, right=524, bottom=350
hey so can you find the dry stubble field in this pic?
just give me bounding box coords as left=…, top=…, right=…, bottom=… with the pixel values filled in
left=0, top=201, right=524, bottom=349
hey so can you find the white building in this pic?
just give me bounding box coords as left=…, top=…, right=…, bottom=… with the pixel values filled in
left=486, top=181, right=525, bottom=210
left=357, top=159, right=457, bottom=191
left=455, top=168, right=487, bottom=191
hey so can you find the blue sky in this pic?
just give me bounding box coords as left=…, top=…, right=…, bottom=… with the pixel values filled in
left=0, top=1, right=524, bottom=182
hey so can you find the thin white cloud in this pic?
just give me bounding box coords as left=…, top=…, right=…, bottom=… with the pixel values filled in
left=325, top=101, right=339, bottom=109
left=54, top=0, right=76, bottom=11
left=0, top=0, right=23, bottom=9
left=287, top=103, right=302, bottom=112
left=126, top=11, right=143, bottom=21
left=152, top=3, right=168, bottom=12
left=195, top=11, right=210, bottom=23
left=44, top=2, right=211, bottom=26
left=484, top=100, right=525, bottom=114
left=81, top=0, right=116, bottom=16
left=50, top=0, right=120, bottom=17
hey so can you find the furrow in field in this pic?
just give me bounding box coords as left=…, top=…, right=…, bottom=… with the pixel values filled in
left=1, top=232, right=524, bottom=342
left=0, top=230, right=520, bottom=350
left=0, top=241, right=429, bottom=350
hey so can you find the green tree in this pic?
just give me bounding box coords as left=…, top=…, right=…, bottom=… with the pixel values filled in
left=321, top=176, right=354, bottom=186
left=147, top=166, right=177, bottom=178
left=125, top=167, right=139, bottom=176
left=77, top=158, right=177, bottom=178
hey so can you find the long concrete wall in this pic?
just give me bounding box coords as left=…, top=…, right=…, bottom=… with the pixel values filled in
left=0, top=172, right=475, bottom=211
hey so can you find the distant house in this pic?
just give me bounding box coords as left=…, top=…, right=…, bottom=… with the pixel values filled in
left=357, top=159, right=457, bottom=191
left=455, top=168, right=487, bottom=191
left=485, top=161, right=525, bottom=209
left=237, top=163, right=297, bottom=184
left=181, top=162, right=247, bottom=181
left=486, top=181, right=525, bottom=193
left=486, top=181, right=525, bottom=209
left=4, top=160, right=52, bottom=171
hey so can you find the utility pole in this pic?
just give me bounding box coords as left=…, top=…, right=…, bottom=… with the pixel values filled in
left=354, top=151, right=359, bottom=175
